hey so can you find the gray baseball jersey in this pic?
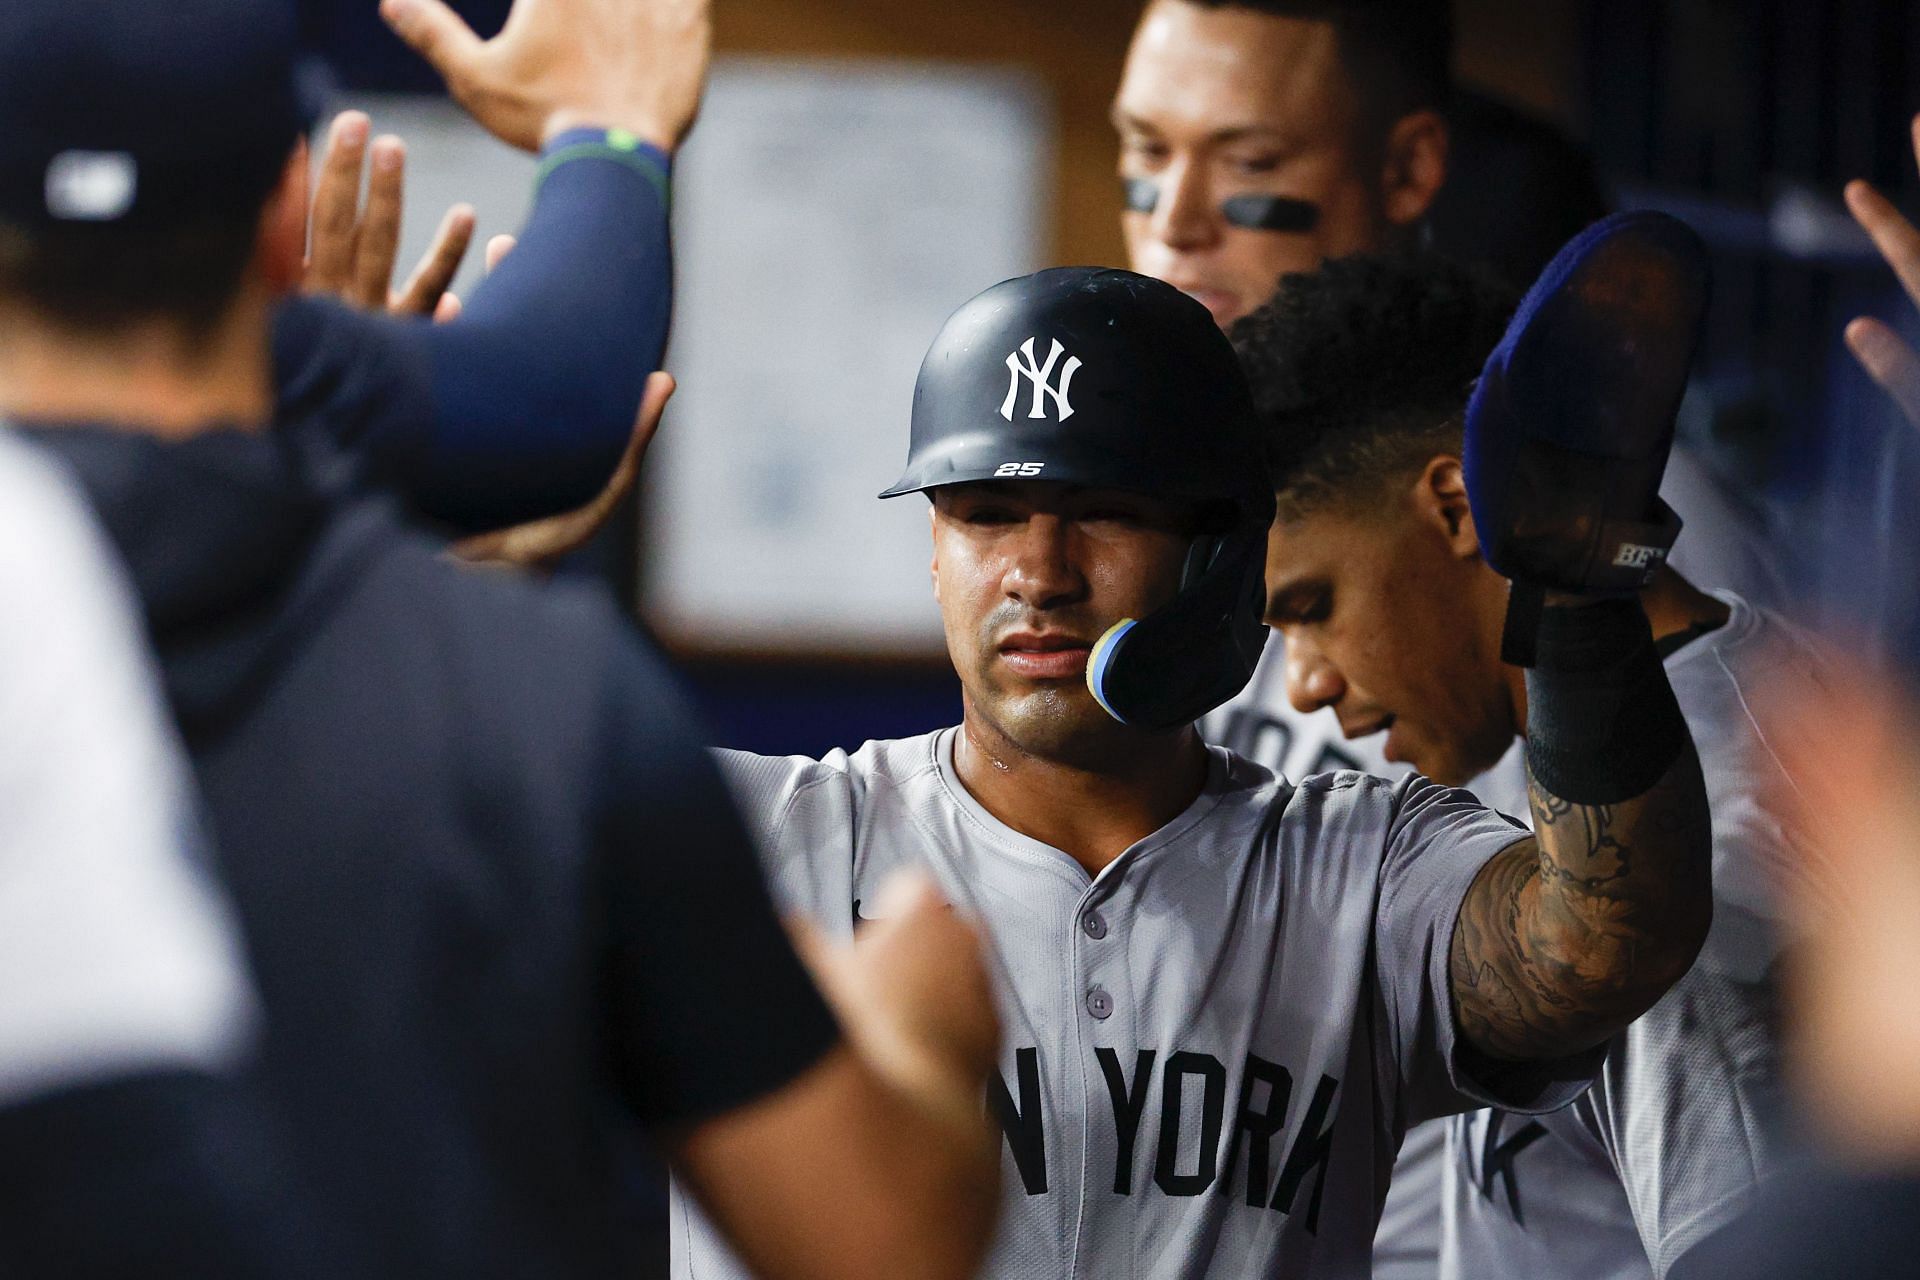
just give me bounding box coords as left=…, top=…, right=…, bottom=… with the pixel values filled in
left=1210, top=450, right=1782, bottom=1280
left=1439, top=592, right=1811, bottom=1279
left=670, top=732, right=1604, bottom=1279
left=1207, top=664, right=1530, bottom=1280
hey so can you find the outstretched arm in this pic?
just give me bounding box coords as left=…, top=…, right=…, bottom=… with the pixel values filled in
left=277, top=0, right=705, bottom=531
left=1443, top=209, right=1717, bottom=1067
left=1450, top=599, right=1714, bottom=1063
left=276, top=136, right=671, bottom=529
left=396, top=136, right=671, bottom=527
left=381, top=0, right=708, bottom=525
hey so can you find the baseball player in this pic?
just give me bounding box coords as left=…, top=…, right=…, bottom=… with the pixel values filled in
left=670, top=259, right=1714, bottom=1279
left=1109, top=0, right=1557, bottom=798
left=1111, top=0, right=1782, bottom=778
left=1230, top=238, right=1819, bottom=1278
left=0, top=1, right=1004, bottom=1276
left=1109, top=9, right=1780, bottom=1267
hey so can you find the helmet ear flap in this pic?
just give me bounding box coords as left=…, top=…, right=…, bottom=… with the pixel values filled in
left=1180, top=536, right=1224, bottom=590
left=1086, top=531, right=1270, bottom=730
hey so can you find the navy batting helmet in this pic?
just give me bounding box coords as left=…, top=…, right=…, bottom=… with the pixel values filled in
left=882, top=267, right=1275, bottom=730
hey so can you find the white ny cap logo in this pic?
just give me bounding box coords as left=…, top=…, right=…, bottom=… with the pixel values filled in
left=45, top=151, right=137, bottom=222
left=1001, top=338, right=1082, bottom=422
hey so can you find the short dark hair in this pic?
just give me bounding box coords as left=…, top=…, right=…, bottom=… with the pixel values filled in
left=1228, top=253, right=1516, bottom=519
left=0, top=152, right=283, bottom=341
left=1182, top=0, right=1454, bottom=136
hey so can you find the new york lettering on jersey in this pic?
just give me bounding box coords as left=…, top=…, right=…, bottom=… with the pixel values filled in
left=991, top=1039, right=1342, bottom=1225
left=673, top=729, right=1589, bottom=1280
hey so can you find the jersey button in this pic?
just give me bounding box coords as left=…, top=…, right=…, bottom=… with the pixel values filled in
left=1082, top=912, right=1109, bottom=940
left=1085, top=986, right=1114, bottom=1020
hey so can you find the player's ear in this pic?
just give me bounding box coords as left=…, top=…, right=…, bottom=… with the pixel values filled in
left=1381, top=108, right=1448, bottom=228
left=254, top=144, right=309, bottom=295
left=1408, top=454, right=1480, bottom=559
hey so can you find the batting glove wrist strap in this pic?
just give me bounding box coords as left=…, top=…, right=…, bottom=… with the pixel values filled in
left=1523, top=598, right=1689, bottom=805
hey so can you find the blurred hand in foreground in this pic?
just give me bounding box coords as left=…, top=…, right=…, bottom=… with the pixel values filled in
left=1845, top=113, right=1920, bottom=429
left=786, top=874, right=1001, bottom=1130
left=1771, top=665, right=1920, bottom=1168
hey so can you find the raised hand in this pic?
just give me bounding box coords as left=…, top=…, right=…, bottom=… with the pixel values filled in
left=1767, top=668, right=1920, bottom=1164
left=302, top=111, right=475, bottom=320
left=784, top=874, right=1000, bottom=1129
left=380, top=0, right=713, bottom=153
left=1844, top=114, right=1920, bottom=429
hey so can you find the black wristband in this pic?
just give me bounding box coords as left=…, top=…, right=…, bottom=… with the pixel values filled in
left=1523, top=598, right=1690, bottom=804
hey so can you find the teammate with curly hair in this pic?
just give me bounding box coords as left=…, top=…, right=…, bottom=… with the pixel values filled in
left=1233, top=251, right=1822, bottom=1280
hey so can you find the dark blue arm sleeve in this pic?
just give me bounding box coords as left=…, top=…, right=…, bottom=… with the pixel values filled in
left=273, top=140, right=671, bottom=531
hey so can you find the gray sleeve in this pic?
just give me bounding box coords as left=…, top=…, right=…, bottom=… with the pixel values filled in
left=714, top=748, right=862, bottom=935
left=1375, top=775, right=1605, bottom=1125
left=1589, top=821, right=1791, bottom=1276
left=1588, top=636, right=1804, bottom=1277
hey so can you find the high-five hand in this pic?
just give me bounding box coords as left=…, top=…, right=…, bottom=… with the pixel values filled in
left=1845, top=114, right=1920, bottom=430
left=301, top=111, right=475, bottom=320
left=379, top=0, right=712, bottom=153
left=785, top=874, right=1000, bottom=1131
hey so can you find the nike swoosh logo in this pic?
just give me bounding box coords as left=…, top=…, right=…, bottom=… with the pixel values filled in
left=853, top=894, right=957, bottom=925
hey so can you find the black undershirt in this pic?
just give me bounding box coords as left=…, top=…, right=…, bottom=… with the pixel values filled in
left=1655, top=617, right=1724, bottom=660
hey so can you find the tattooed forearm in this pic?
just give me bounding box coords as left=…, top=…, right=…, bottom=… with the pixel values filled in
left=1450, top=745, right=1712, bottom=1062
left=1528, top=779, right=1630, bottom=895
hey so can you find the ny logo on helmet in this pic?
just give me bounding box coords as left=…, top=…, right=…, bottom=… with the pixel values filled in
left=1001, top=338, right=1082, bottom=422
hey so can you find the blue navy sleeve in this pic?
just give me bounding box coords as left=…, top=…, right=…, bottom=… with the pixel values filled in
left=593, top=641, right=842, bottom=1129
left=272, top=139, right=671, bottom=531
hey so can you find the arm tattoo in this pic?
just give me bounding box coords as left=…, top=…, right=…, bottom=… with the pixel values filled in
left=1528, top=782, right=1630, bottom=895
left=1450, top=749, right=1712, bottom=1063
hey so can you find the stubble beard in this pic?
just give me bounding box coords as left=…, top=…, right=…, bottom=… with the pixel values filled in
left=964, top=662, right=1134, bottom=771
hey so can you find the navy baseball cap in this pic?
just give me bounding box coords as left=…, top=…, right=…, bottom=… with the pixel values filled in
left=0, top=0, right=327, bottom=229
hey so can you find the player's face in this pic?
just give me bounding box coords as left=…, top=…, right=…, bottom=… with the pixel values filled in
left=1262, top=495, right=1515, bottom=786
left=1113, top=0, right=1386, bottom=328
left=930, top=481, right=1194, bottom=762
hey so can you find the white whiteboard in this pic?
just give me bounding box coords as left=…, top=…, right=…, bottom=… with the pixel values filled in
left=643, top=57, right=1053, bottom=657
